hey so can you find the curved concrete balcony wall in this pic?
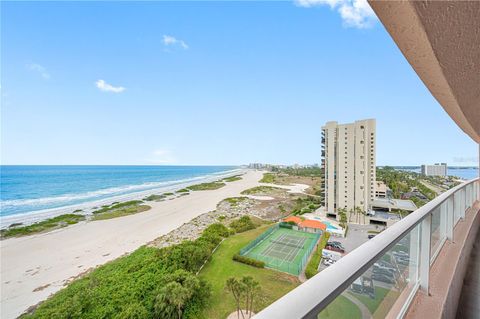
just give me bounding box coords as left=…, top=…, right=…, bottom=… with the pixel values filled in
left=254, top=178, right=479, bottom=318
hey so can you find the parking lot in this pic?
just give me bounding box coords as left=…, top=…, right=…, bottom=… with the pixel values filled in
left=318, top=223, right=386, bottom=271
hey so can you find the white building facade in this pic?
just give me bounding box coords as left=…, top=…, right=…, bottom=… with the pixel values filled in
left=322, top=119, right=376, bottom=224
left=421, top=163, right=447, bottom=177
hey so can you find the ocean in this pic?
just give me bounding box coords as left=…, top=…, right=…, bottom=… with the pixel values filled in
left=0, top=165, right=241, bottom=225
left=396, top=167, right=479, bottom=180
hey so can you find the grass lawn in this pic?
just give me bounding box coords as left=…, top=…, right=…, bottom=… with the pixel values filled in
left=318, top=295, right=362, bottom=319
left=351, top=286, right=390, bottom=314
left=199, top=225, right=300, bottom=319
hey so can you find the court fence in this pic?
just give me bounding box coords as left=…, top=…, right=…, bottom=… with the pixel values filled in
left=240, top=226, right=322, bottom=275
left=239, top=224, right=280, bottom=255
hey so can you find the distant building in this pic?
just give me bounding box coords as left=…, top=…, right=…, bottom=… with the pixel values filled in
left=375, top=181, right=391, bottom=198
left=321, top=119, right=376, bottom=224
left=421, top=163, right=447, bottom=177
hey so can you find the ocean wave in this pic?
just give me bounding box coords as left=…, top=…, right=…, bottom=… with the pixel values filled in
left=1, top=171, right=239, bottom=209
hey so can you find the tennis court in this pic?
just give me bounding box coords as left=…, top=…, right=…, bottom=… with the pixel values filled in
left=239, top=225, right=321, bottom=275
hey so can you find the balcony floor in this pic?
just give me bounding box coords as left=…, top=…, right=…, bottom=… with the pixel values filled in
left=456, top=227, right=480, bottom=319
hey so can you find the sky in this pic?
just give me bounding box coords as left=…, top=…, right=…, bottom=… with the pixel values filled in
left=1, top=1, right=478, bottom=166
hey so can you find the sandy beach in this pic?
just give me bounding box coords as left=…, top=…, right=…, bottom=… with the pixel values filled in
left=0, top=170, right=266, bottom=319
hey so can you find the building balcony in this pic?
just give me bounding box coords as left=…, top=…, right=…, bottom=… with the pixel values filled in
left=255, top=179, right=480, bottom=318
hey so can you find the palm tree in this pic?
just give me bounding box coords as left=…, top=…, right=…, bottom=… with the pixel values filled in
left=355, top=206, right=364, bottom=224
left=241, top=276, right=260, bottom=317
left=226, top=277, right=245, bottom=319
left=169, top=282, right=191, bottom=319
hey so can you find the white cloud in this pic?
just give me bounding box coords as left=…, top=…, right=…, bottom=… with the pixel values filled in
left=295, top=0, right=377, bottom=29
left=148, top=149, right=176, bottom=164
left=95, top=79, right=126, bottom=93
left=26, top=63, right=50, bottom=79
left=162, top=35, right=189, bottom=50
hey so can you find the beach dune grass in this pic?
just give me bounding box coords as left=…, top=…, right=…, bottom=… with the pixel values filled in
left=199, top=225, right=300, bottom=318
left=223, top=175, right=242, bottom=182
left=1, top=214, right=86, bottom=238
left=187, top=182, right=226, bottom=191
left=241, top=185, right=283, bottom=195
left=259, top=173, right=276, bottom=183
left=91, top=200, right=151, bottom=221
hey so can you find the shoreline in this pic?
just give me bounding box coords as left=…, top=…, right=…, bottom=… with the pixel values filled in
left=0, top=168, right=245, bottom=229
left=0, top=170, right=267, bottom=319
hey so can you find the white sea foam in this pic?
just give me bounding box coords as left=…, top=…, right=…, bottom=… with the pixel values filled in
left=0, top=169, right=244, bottom=228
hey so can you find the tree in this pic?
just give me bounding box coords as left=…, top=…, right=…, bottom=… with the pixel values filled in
left=226, top=277, right=245, bottom=319
left=154, top=270, right=202, bottom=319
left=355, top=206, right=363, bottom=224
left=240, top=276, right=260, bottom=317
left=337, top=208, right=348, bottom=228
left=348, top=208, right=355, bottom=223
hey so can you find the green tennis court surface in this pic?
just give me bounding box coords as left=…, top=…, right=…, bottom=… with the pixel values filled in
left=240, top=225, right=321, bottom=275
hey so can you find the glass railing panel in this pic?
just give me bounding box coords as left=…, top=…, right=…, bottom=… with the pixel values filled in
left=430, top=201, right=448, bottom=262
left=454, top=190, right=462, bottom=225
left=317, top=224, right=420, bottom=319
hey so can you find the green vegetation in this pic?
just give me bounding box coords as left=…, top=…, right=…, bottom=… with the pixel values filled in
left=305, top=232, right=330, bottom=279
left=225, top=276, right=260, bottom=318
left=73, top=209, right=83, bottom=213
left=351, top=286, right=390, bottom=314
left=241, top=186, right=283, bottom=195
left=229, top=216, right=256, bottom=233
left=177, top=188, right=190, bottom=193
left=223, top=175, right=242, bottom=182
left=260, top=173, right=276, bottom=183
left=318, top=295, right=362, bottom=319
left=186, top=182, right=226, bottom=191
left=164, top=192, right=174, bottom=196
left=291, top=196, right=322, bottom=215
left=92, top=200, right=151, bottom=221
left=271, top=166, right=323, bottom=177
left=1, top=214, right=85, bottom=238
left=143, top=194, right=167, bottom=201
left=232, top=254, right=265, bottom=268
left=199, top=225, right=300, bottom=318
left=377, top=167, right=437, bottom=207
left=24, top=223, right=232, bottom=319
left=224, top=197, right=248, bottom=207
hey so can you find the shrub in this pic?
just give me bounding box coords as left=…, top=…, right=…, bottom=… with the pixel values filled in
left=305, top=232, right=330, bottom=279
left=232, top=254, right=265, bottom=268
left=229, top=216, right=255, bottom=233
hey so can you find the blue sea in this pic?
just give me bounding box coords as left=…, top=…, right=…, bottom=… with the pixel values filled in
left=0, top=166, right=240, bottom=223
left=396, top=167, right=478, bottom=180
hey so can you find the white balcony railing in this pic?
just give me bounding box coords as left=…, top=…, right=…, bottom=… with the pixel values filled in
left=255, top=178, right=480, bottom=319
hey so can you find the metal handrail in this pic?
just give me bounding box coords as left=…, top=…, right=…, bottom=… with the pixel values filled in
left=254, top=178, right=479, bottom=319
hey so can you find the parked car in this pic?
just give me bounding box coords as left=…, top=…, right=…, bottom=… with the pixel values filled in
left=325, top=245, right=345, bottom=253
left=323, top=258, right=335, bottom=266
left=372, top=273, right=395, bottom=284
left=393, top=251, right=409, bottom=259
left=327, top=242, right=345, bottom=249
left=395, top=255, right=410, bottom=266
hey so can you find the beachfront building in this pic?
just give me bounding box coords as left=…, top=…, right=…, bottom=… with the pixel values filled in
left=421, top=163, right=447, bottom=177
left=321, top=119, right=376, bottom=224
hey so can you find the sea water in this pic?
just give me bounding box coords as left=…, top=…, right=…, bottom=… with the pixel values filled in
left=0, top=165, right=240, bottom=224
